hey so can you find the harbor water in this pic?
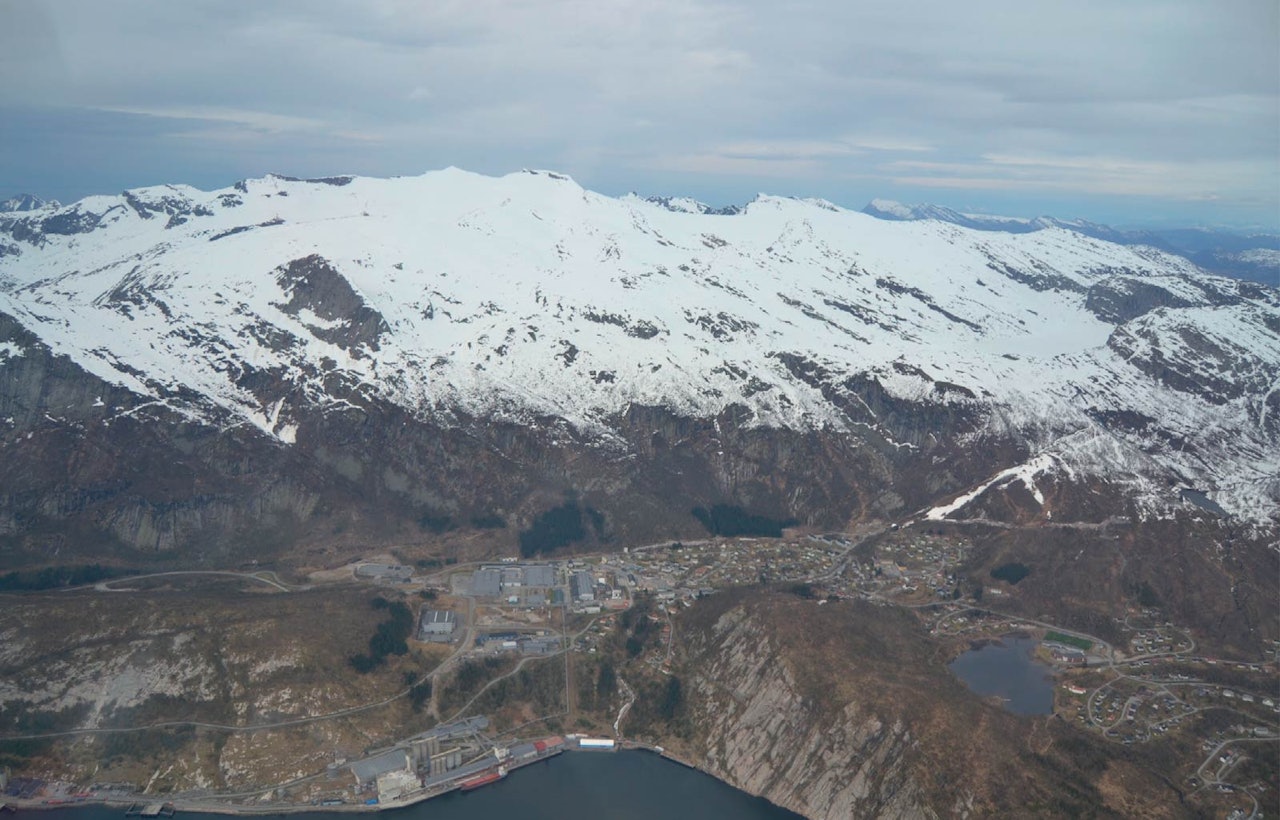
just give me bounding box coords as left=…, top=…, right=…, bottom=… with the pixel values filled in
left=8, top=751, right=802, bottom=820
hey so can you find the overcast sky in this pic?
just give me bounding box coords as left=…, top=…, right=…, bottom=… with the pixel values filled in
left=2, top=1, right=1277, bottom=228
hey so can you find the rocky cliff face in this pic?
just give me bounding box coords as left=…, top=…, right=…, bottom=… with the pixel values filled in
left=685, top=604, right=934, bottom=818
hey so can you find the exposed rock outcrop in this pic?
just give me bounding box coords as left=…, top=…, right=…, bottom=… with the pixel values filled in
left=689, top=605, right=933, bottom=818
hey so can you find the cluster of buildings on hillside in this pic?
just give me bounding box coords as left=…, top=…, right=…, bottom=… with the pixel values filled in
left=469, top=563, right=561, bottom=607
left=466, top=562, right=629, bottom=612
left=857, top=535, right=969, bottom=599
left=531, top=531, right=975, bottom=609
left=609, top=538, right=843, bottom=594
left=1128, top=629, right=1194, bottom=655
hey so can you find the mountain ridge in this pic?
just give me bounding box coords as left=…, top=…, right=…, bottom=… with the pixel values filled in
left=861, top=198, right=1280, bottom=284
left=0, top=168, right=1276, bottom=560
left=0, top=193, right=60, bottom=214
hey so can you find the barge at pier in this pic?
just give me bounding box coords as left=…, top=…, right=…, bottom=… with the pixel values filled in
left=458, top=766, right=507, bottom=792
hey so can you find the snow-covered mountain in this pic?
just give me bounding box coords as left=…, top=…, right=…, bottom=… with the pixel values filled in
left=0, top=194, right=60, bottom=214
left=862, top=199, right=1280, bottom=285
left=0, top=169, right=1277, bottom=554
left=862, top=197, right=1134, bottom=240
left=622, top=193, right=743, bottom=216
left=864, top=198, right=1028, bottom=233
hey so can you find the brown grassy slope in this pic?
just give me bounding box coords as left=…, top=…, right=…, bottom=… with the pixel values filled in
left=948, top=515, right=1279, bottom=657
left=0, top=582, right=445, bottom=789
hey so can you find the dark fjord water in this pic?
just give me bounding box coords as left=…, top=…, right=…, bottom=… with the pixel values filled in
left=14, top=751, right=801, bottom=820
left=947, top=634, right=1056, bottom=715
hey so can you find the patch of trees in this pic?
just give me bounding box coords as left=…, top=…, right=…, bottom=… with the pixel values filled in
left=787, top=583, right=816, bottom=599
left=99, top=726, right=194, bottom=767
left=473, top=661, right=565, bottom=716
left=585, top=507, right=607, bottom=537
left=596, top=661, right=616, bottom=700
left=990, top=562, right=1031, bottom=585
left=418, top=513, right=456, bottom=534
left=0, top=737, right=52, bottom=768
left=1124, top=579, right=1162, bottom=608
left=0, top=701, right=90, bottom=735
left=470, top=513, right=507, bottom=530
left=453, top=656, right=508, bottom=693
left=616, top=593, right=659, bottom=658
left=400, top=670, right=433, bottom=712
left=659, top=676, right=684, bottom=721
left=0, top=564, right=136, bottom=591
left=627, top=674, right=691, bottom=739
left=618, top=594, right=653, bottom=631
left=573, top=657, right=611, bottom=713
left=519, top=501, right=606, bottom=557
left=348, top=597, right=414, bottom=673
left=408, top=679, right=432, bottom=712
left=691, top=504, right=797, bottom=538
left=439, top=656, right=515, bottom=713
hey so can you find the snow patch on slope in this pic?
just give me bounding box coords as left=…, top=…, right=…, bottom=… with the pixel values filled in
left=924, top=453, right=1059, bottom=520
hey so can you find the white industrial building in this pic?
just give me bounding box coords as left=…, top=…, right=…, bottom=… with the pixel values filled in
left=418, top=609, right=457, bottom=641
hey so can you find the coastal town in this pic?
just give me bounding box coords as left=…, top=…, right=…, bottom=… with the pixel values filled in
left=3, top=525, right=1277, bottom=819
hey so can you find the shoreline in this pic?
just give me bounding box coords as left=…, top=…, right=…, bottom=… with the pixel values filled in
left=1, top=746, right=716, bottom=817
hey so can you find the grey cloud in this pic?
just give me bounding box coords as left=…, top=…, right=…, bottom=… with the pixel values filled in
left=1, top=0, right=1275, bottom=227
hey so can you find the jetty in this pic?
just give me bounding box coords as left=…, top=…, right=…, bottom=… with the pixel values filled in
left=125, top=802, right=175, bottom=818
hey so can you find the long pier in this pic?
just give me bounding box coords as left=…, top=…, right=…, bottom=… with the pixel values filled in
left=125, top=802, right=176, bottom=817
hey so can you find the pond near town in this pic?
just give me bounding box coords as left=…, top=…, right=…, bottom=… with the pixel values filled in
left=948, top=634, right=1056, bottom=715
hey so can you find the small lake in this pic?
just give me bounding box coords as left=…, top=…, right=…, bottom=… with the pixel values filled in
left=948, top=634, right=1056, bottom=715
left=9, top=751, right=802, bottom=820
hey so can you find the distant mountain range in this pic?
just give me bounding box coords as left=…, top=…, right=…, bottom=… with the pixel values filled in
left=1, top=194, right=60, bottom=213
left=861, top=198, right=1279, bottom=285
